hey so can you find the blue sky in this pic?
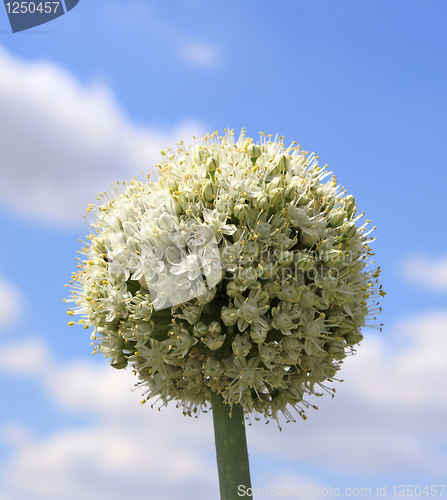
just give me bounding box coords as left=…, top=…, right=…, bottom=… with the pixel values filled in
left=0, top=1, right=446, bottom=499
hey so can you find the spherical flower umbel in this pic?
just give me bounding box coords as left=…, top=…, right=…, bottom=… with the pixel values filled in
left=68, top=129, right=384, bottom=425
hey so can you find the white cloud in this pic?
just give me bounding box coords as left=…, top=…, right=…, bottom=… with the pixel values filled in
left=344, top=312, right=447, bottom=408
left=178, top=41, right=221, bottom=67
left=401, top=254, right=447, bottom=290
left=102, top=2, right=222, bottom=68
left=1, top=311, right=447, bottom=498
left=251, top=472, right=326, bottom=500
left=0, top=343, right=217, bottom=500
left=0, top=275, right=21, bottom=329
left=0, top=45, right=206, bottom=225
left=3, top=424, right=214, bottom=500
left=0, top=337, right=51, bottom=374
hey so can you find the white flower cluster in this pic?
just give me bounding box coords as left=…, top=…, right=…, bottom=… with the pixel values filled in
left=68, top=129, right=384, bottom=424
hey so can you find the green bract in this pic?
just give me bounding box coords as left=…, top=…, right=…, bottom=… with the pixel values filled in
left=68, top=129, right=384, bottom=424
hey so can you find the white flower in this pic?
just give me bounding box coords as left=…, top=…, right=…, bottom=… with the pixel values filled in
left=68, top=129, right=384, bottom=424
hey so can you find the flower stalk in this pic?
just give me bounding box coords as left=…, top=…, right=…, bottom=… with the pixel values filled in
left=68, top=128, right=384, bottom=500
left=211, top=390, right=253, bottom=500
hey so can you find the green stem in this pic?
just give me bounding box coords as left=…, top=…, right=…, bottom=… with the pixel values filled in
left=211, top=391, right=253, bottom=500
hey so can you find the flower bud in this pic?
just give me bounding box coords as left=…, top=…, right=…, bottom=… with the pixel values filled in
left=193, top=321, right=208, bottom=337
left=333, top=261, right=349, bottom=274
left=294, top=252, right=315, bottom=270
left=111, top=354, right=127, bottom=370
left=285, top=386, right=303, bottom=404
left=255, top=290, right=270, bottom=307
left=313, top=185, right=326, bottom=199
left=275, top=154, right=290, bottom=173
left=249, top=325, right=268, bottom=344
left=255, top=192, right=269, bottom=210
left=158, top=212, right=177, bottom=232
left=276, top=250, right=294, bottom=267
left=165, top=196, right=182, bottom=215
left=205, top=156, right=218, bottom=172
left=181, top=305, right=202, bottom=325
left=248, top=143, right=261, bottom=159
left=340, top=222, right=356, bottom=239
left=192, top=145, right=207, bottom=164
left=320, top=196, right=335, bottom=212
left=321, top=249, right=343, bottom=266
left=345, top=332, right=363, bottom=345
left=343, top=195, right=357, bottom=218
left=284, top=183, right=297, bottom=200
left=328, top=209, right=345, bottom=228
left=274, top=234, right=294, bottom=251
left=297, top=193, right=311, bottom=206
left=267, top=177, right=284, bottom=193
left=337, top=317, right=357, bottom=335
left=281, top=339, right=302, bottom=364
left=202, top=180, right=217, bottom=202
left=299, top=230, right=318, bottom=247
left=268, top=188, right=285, bottom=207
left=326, top=340, right=346, bottom=356
left=233, top=203, right=250, bottom=221
left=325, top=310, right=345, bottom=327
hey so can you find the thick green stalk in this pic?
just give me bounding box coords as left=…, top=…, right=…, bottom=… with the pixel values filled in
left=211, top=391, right=253, bottom=500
